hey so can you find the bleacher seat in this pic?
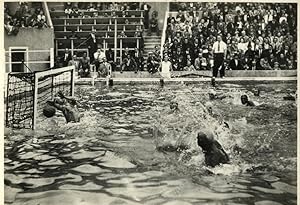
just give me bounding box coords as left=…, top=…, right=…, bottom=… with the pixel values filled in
left=50, top=7, right=144, bottom=61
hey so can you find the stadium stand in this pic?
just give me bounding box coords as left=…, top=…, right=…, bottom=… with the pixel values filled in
left=4, top=2, right=48, bottom=36
left=4, top=2, right=297, bottom=77
left=164, top=2, right=297, bottom=71
left=48, top=2, right=146, bottom=74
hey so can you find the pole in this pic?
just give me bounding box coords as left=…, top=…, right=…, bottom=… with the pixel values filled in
left=114, top=18, right=117, bottom=62
left=5, top=74, right=10, bottom=128
left=32, top=74, right=38, bottom=130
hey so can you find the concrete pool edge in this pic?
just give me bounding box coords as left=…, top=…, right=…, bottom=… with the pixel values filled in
left=75, top=77, right=297, bottom=85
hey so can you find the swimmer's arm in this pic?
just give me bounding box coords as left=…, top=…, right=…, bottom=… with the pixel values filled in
left=47, top=100, right=65, bottom=112
left=57, top=91, right=78, bottom=105
left=248, top=101, right=255, bottom=106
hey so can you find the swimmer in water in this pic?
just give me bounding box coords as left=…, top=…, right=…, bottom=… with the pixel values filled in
left=197, top=131, right=229, bottom=167
left=241, top=95, right=255, bottom=106
left=283, top=92, right=296, bottom=101
left=46, top=91, right=81, bottom=123
left=208, top=89, right=228, bottom=101
left=170, top=101, right=179, bottom=111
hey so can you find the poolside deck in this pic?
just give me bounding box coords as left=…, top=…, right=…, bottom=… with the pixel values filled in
left=76, top=76, right=297, bottom=85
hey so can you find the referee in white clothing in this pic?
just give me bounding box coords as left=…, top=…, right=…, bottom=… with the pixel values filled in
left=212, top=35, right=227, bottom=78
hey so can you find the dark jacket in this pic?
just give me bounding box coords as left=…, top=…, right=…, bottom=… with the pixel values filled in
left=228, top=59, right=243, bottom=70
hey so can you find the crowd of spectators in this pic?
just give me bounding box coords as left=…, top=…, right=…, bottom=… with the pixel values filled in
left=163, top=3, right=297, bottom=71
left=4, top=2, right=48, bottom=36
left=62, top=2, right=140, bottom=18
left=58, top=44, right=119, bottom=78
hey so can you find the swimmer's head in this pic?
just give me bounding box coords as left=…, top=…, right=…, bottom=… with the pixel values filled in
left=208, top=93, right=215, bottom=100
left=241, top=95, right=249, bottom=105
left=208, top=89, right=216, bottom=100
left=197, top=131, right=215, bottom=151
left=170, top=102, right=179, bottom=111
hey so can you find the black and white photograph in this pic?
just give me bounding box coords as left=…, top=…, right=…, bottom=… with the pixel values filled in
left=2, top=1, right=298, bottom=205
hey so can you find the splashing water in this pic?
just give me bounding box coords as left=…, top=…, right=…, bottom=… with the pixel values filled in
left=150, top=85, right=251, bottom=175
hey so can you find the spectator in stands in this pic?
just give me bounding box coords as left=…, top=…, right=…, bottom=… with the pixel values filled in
left=278, top=53, right=288, bottom=70
left=36, top=10, right=47, bottom=28
left=250, top=60, right=257, bottom=70
left=141, top=3, right=151, bottom=29
left=273, top=61, right=280, bottom=70
left=94, top=46, right=106, bottom=72
left=287, top=58, right=294, bottom=70
left=98, top=57, right=111, bottom=77
left=228, top=53, right=243, bottom=70
left=78, top=52, right=90, bottom=78
left=184, top=60, right=195, bottom=71
left=244, top=45, right=255, bottom=65
left=194, top=52, right=208, bottom=70
left=281, top=45, right=291, bottom=58
left=87, top=30, right=97, bottom=62
left=212, top=35, right=227, bottom=78
left=122, top=47, right=130, bottom=60
left=71, top=7, right=80, bottom=18
left=134, top=31, right=141, bottom=37
left=121, top=11, right=130, bottom=18
left=87, top=3, right=97, bottom=12
left=133, top=47, right=143, bottom=71
left=68, top=54, right=80, bottom=71
left=62, top=48, right=72, bottom=67
left=147, top=52, right=160, bottom=74
left=64, top=2, right=73, bottom=18
left=121, top=54, right=138, bottom=73
left=255, top=44, right=264, bottom=60
left=118, top=31, right=127, bottom=38
left=174, top=55, right=185, bottom=71
left=289, top=55, right=296, bottom=69
left=259, top=56, right=272, bottom=70
left=154, top=45, right=161, bottom=61
left=149, top=13, right=159, bottom=36
left=4, top=20, right=19, bottom=36
left=105, top=47, right=115, bottom=70
left=268, top=53, right=276, bottom=68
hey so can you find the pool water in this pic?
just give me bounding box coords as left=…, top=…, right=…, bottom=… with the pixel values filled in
left=4, top=82, right=297, bottom=205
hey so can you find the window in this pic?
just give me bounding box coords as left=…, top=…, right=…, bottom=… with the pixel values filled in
left=9, top=47, right=28, bottom=72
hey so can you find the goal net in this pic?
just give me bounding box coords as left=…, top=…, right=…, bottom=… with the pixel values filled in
left=5, top=66, right=75, bottom=129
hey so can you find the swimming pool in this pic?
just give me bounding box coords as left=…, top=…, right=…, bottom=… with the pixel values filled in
left=4, top=81, right=297, bottom=205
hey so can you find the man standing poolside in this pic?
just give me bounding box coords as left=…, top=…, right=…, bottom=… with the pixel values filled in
left=212, top=35, right=227, bottom=78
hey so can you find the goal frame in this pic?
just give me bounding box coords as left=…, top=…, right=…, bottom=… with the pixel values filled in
left=6, top=65, right=75, bottom=130
left=33, top=65, right=75, bottom=129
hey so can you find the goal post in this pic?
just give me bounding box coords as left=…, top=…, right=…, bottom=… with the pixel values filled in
left=5, top=65, right=75, bottom=130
